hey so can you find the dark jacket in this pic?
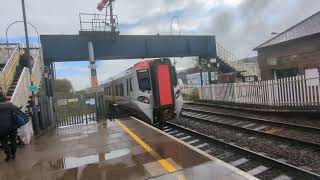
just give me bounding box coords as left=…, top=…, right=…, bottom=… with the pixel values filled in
left=0, top=102, right=19, bottom=136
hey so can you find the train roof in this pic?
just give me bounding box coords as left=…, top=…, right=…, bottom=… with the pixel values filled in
left=101, top=59, right=159, bottom=86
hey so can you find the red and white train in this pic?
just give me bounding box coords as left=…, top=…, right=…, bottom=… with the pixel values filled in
left=103, top=58, right=183, bottom=125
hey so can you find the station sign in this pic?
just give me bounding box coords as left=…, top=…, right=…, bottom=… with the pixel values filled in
left=57, top=99, right=68, bottom=106
left=85, top=98, right=96, bottom=106
left=68, top=98, right=79, bottom=103
left=28, top=85, right=38, bottom=93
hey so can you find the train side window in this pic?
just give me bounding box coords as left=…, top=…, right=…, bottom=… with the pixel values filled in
left=120, top=84, right=124, bottom=96
left=137, top=69, right=151, bottom=92
left=129, top=78, right=133, bottom=91
left=126, top=79, right=129, bottom=96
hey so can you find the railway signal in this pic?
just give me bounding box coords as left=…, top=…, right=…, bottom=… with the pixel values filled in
left=96, top=0, right=116, bottom=32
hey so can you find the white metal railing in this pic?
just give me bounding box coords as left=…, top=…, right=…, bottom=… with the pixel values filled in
left=183, top=75, right=320, bottom=107
left=10, top=67, right=34, bottom=145
left=216, top=43, right=260, bottom=77
left=0, top=45, right=20, bottom=94
left=32, top=48, right=43, bottom=87
left=10, top=68, right=30, bottom=108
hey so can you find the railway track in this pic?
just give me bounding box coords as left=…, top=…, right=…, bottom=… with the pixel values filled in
left=182, top=107, right=320, bottom=147
left=185, top=102, right=320, bottom=128
left=163, top=121, right=320, bottom=180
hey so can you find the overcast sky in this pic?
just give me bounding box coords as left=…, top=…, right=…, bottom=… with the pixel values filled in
left=1, top=0, right=319, bottom=90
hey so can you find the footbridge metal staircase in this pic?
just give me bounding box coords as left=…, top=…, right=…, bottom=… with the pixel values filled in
left=0, top=44, right=44, bottom=109
left=216, top=42, right=260, bottom=77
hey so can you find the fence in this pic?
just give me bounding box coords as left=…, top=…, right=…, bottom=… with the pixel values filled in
left=182, top=75, right=320, bottom=108
left=54, top=96, right=97, bottom=127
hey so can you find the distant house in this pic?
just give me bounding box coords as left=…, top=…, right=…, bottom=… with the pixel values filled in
left=186, top=72, right=209, bottom=86
left=238, top=56, right=260, bottom=81
left=254, top=11, right=320, bottom=81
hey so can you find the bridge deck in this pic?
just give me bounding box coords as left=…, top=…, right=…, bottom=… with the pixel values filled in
left=0, top=117, right=256, bottom=180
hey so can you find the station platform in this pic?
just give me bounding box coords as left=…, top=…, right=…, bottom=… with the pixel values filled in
left=0, top=117, right=257, bottom=180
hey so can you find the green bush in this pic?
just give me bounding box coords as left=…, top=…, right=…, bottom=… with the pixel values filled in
left=182, top=88, right=199, bottom=101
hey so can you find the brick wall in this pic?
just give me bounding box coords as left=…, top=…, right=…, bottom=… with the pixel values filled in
left=257, top=34, right=320, bottom=80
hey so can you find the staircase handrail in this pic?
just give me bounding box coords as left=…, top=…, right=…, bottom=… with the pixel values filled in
left=31, top=48, right=43, bottom=87
left=216, top=42, right=259, bottom=76
left=1, top=45, right=20, bottom=94
left=216, top=42, right=238, bottom=67
left=10, top=67, right=30, bottom=109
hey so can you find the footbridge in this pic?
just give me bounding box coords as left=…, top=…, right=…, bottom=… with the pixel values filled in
left=1, top=32, right=255, bottom=142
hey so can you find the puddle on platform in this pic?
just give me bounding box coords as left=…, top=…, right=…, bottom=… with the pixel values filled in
left=59, top=134, right=89, bottom=142
left=34, top=148, right=131, bottom=170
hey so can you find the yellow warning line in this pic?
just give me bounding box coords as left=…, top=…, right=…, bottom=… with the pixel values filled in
left=115, top=119, right=177, bottom=173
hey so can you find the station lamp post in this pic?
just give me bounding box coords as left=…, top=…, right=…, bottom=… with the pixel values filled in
left=21, top=0, right=31, bottom=70
left=6, top=21, right=40, bottom=47
left=21, top=0, right=40, bottom=134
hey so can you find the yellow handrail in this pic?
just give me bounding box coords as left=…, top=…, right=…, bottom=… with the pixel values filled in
left=1, top=45, right=20, bottom=94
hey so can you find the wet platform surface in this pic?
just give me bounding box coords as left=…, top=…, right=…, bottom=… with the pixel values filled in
left=0, top=117, right=256, bottom=180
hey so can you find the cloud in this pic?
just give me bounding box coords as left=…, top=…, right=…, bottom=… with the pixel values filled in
left=1, top=0, right=320, bottom=90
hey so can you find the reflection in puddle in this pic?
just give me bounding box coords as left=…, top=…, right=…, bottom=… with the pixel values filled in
left=39, top=148, right=130, bottom=170
left=60, top=134, right=89, bottom=142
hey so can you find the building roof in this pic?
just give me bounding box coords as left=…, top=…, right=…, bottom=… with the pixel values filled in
left=255, top=11, right=320, bottom=50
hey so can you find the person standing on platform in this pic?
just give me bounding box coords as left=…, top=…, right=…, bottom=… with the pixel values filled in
left=0, top=93, right=28, bottom=162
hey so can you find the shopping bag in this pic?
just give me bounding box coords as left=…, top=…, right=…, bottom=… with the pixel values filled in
left=13, top=108, right=29, bottom=128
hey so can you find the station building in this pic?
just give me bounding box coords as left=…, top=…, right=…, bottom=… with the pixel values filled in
left=254, top=11, right=320, bottom=81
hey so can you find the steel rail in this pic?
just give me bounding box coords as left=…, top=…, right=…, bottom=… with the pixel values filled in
left=181, top=111, right=320, bottom=150
left=185, top=101, right=320, bottom=113
left=182, top=107, right=320, bottom=132
left=166, top=122, right=320, bottom=179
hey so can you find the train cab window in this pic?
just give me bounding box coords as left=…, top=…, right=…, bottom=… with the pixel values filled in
left=129, top=78, right=133, bottom=91
left=137, top=69, right=151, bottom=92
left=119, top=84, right=124, bottom=96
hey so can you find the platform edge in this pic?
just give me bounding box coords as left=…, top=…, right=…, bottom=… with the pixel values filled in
left=129, top=116, right=259, bottom=180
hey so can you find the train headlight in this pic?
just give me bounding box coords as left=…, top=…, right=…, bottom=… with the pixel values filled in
left=137, top=96, right=150, bottom=104
left=175, top=90, right=181, bottom=99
